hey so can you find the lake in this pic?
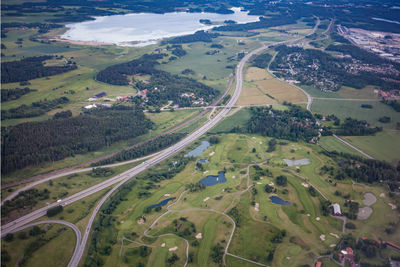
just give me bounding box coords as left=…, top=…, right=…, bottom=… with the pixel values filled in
left=61, top=8, right=260, bottom=46
left=200, top=171, right=227, bottom=186
left=198, top=159, right=209, bottom=163
left=185, top=141, right=210, bottom=158
left=269, top=196, right=291, bottom=206
left=149, top=197, right=176, bottom=208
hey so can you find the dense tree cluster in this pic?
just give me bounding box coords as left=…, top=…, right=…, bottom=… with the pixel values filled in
left=1, top=87, right=37, bottom=102
left=382, top=100, right=400, bottom=112
left=1, top=56, right=77, bottom=83
left=92, top=133, right=185, bottom=166
left=213, top=16, right=296, bottom=31
left=46, top=205, right=63, bottom=217
left=1, top=188, right=50, bottom=217
left=335, top=117, right=382, bottom=136
left=89, top=167, right=115, bottom=178
left=247, top=106, right=318, bottom=141
left=1, top=22, right=62, bottom=33
left=1, top=105, right=152, bottom=174
left=2, top=96, right=70, bottom=120
left=162, top=30, right=218, bottom=44
left=137, top=157, right=190, bottom=183
left=96, top=53, right=219, bottom=107
left=252, top=52, right=273, bottom=69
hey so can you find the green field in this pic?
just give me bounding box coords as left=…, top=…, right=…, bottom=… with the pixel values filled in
left=318, top=136, right=365, bottom=157
left=343, top=130, right=400, bottom=164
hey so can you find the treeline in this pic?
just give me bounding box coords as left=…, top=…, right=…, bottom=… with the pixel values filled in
left=322, top=151, right=400, bottom=185
left=162, top=30, right=219, bottom=44
left=335, top=117, right=382, bottom=136
left=1, top=56, right=77, bottom=83
left=137, top=157, right=190, bottom=183
left=1, top=22, right=62, bottom=33
left=1, top=105, right=152, bottom=174
left=92, top=133, right=185, bottom=166
left=247, top=105, right=319, bottom=141
left=382, top=100, right=400, bottom=112
left=213, top=16, right=296, bottom=32
left=2, top=96, right=69, bottom=120
left=97, top=53, right=219, bottom=107
left=252, top=52, right=273, bottom=69
left=1, top=87, right=37, bottom=102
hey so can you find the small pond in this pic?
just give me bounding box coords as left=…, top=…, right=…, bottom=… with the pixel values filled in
left=198, top=159, right=209, bottom=163
left=149, top=197, right=176, bottom=208
left=185, top=141, right=210, bottom=158
left=200, top=171, right=226, bottom=186
left=283, top=158, right=310, bottom=167
left=269, top=196, right=291, bottom=206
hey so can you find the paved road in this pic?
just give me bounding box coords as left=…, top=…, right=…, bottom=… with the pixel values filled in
left=1, top=18, right=322, bottom=264
left=332, top=134, right=375, bottom=159
left=6, top=220, right=81, bottom=267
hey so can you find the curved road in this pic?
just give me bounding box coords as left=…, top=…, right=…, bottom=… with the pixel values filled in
left=2, top=19, right=322, bottom=266
left=7, top=220, right=81, bottom=267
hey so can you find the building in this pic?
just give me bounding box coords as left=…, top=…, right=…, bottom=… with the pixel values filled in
left=333, top=203, right=341, bottom=216
left=315, top=261, right=322, bottom=267
left=94, top=92, right=107, bottom=98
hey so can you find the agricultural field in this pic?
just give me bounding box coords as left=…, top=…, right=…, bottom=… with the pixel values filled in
left=237, top=66, right=307, bottom=106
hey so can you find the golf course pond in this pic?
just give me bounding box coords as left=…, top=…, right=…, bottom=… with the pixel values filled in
left=200, top=171, right=227, bottom=186
left=198, top=159, right=209, bottom=163
left=269, top=196, right=291, bottom=206
left=149, top=197, right=176, bottom=208
left=185, top=141, right=210, bottom=158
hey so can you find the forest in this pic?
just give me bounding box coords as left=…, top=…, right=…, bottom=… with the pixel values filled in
left=1, top=96, right=70, bottom=120
left=1, top=56, right=77, bottom=83
left=335, top=118, right=382, bottom=136
left=1, top=105, right=153, bottom=174
left=97, top=53, right=219, bottom=107
left=251, top=52, right=273, bottom=69
left=92, top=133, right=185, bottom=166
left=1, top=87, right=37, bottom=102
left=246, top=105, right=319, bottom=141
left=162, top=30, right=219, bottom=44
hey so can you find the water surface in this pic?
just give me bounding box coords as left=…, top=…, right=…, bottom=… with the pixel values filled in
left=62, top=8, right=259, bottom=46
left=269, top=196, right=291, bottom=206
left=200, top=171, right=227, bottom=186
left=185, top=141, right=210, bottom=158
left=149, top=197, right=176, bottom=208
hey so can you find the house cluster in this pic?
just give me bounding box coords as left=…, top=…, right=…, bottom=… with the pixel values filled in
left=379, top=90, right=400, bottom=101
left=338, top=247, right=356, bottom=267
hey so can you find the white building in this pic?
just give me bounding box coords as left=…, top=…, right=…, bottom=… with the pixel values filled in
left=333, top=203, right=341, bottom=216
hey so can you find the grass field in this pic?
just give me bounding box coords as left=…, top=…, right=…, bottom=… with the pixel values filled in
left=318, top=136, right=365, bottom=158
left=311, top=99, right=400, bottom=129
left=343, top=130, right=400, bottom=164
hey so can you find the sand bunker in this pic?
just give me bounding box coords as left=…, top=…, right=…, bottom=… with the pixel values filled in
left=320, top=234, right=326, bottom=241
left=388, top=203, right=397, bottom=209
left=203, top=197, right=210, bottom=202
left=357, top=206, right=373, bottom=220
left=232, top=175, right=236, bottom=179
left=301, top=183, right=309, bottom=188
left=316, top=217, right=320, bottom=221
left=255, top=202, right=260, bottom=212
left=196, top=233, right=202, bottom=239
left=330, top=233, right=339, bottom=239
left=203, top=171, right=209, bottom=174
left=362, top=192, right=377, bottom=206
left=307, top=214, right=311, bottom=217
left=164, top=194, right=171, bottom=197
left=209, top=152, right=215, bottom=156
left=257, top=182, right=262, bottom=185
left=330, top=244, right=336, bottom=248
left=161, top=243, right=166, bottom=247
left=169, top=246, right=178, bottom=251
left=269, top=182, right=274, bottom=186
left=380, top=193, right=385, bottom=198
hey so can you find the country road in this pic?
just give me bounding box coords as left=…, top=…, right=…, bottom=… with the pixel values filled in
left=1, top=18, right=322, bottom=266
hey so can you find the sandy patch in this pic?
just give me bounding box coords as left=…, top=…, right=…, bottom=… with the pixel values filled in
left=320, top=234, right=325, bottom=241
left=232, top=175, right=236, bottom=179
left=255, top=202, right=260, bottom=212
left=137, top=218, right=145, bottom=224
left=307, top=214, right=311, bottom=217
left=161, top=243, right=166, bottom=247
left=196, top=233, right=202, bottom=239
left=269, top=182, right=274, bottom=186
left=286, top=256, right=290, bottom=260
left=203, top=171, right=209, bottom=174
left=259, top=142, right=262, bottom=144
left=301, top=183, right=309, bottom=188
left=164, top=194, right=171, bottom=197
left=120, top=220, right=124, bottom=224
left=380, top=193, right=385, bottom=198
left=209, top=151, right=215, bottom=156
left=388, top=203, right=397, bottom=209
left=257, top=182, right=262, bottom=185
left=330, top=244, right=336, bottom=248
left=357, top=206, right=373, bottom=220
left=362, top=192, right=377, bottom=206
left=330, top=233, right=339, bottom=239
left=316, top=217, right=320, bottom=221
left=203, top=197, right=210, bottom=202
left=169, top=246, right=178, bottom=251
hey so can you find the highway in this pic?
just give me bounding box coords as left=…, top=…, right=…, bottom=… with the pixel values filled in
left=1, top=20, right=321, bottom=265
